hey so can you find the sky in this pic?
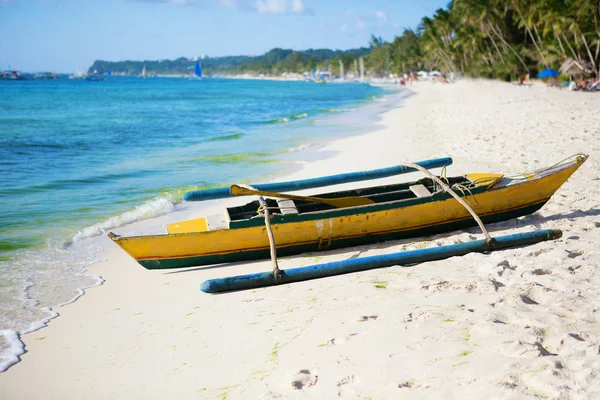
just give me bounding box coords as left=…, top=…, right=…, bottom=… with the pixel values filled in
left=0, top=0, right=449, bottom=73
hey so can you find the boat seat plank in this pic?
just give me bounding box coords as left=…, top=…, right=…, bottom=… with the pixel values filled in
left=207, top=213, right=228, bottom=230
left=277, top=199, right=298, bottom=214
left=166, top=213, right=228, bottom=234
left=409, top=184, right=432, bottom=198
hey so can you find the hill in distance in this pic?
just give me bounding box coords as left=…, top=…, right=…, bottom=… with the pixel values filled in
left=89, top=47, right=372, bottom=76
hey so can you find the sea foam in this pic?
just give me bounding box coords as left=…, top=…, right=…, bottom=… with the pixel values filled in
left=71, top=194, right=176, bottom=242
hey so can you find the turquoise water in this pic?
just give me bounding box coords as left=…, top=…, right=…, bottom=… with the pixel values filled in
left=0, top=77, right=397, bottom=370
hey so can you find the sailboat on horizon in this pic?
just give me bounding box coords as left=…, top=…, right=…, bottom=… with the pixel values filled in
left=194, top=60, right=202, bottom=79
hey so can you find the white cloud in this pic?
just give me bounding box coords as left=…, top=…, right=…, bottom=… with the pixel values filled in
left=290, top=0, right=303, bottom=13
left=256, top=0, right=285, bottom=13
left=339, top=9, right=391, bottom=36
left=255, top=0, right=311, bottom=14
left=128, top=0, right=194, bottom=5
left=220, top=0, right=255, bottom=10
left=356, top=19, right=368, bottom=30
left=375, top=10, right=387, bottom=23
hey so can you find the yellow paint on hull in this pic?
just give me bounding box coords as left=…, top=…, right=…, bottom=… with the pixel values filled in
left=166, top=217, right=208, bottom=234
left=112, top=159, right=585, bottom=263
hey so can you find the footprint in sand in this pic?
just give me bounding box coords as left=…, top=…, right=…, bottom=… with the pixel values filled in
left=496, top=260, right=517, bottom=276
left=404, top=311, right=429, bottom=322
left=327, top=332, right=362, bottom=346
left=357, top=315, right=378, bottom=322
left=566, top=249, right=584, bottom=258
left=398, top=380, right=423, bottom=389
left=291, top=369, right=318, bottom=390
left=337, top=375, right=360, bottom=397
left=520, top=294, right=539, bottom=305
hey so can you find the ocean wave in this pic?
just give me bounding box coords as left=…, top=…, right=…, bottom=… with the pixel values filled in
left=70, top=194, right=176, bottom=242
left=267, top=112, right=309, bottom=124
left=286, top=142, right=318, bottom=153
left=206, top=132, right=245, bottom=142
left=177, top=152, right=279, bottom=165
left=322, top=108, right=350, bottom=113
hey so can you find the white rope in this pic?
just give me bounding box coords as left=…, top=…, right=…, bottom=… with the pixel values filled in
left=246, top=185, right=282, bottom=277
left=402, top=163, right=493, bottom=245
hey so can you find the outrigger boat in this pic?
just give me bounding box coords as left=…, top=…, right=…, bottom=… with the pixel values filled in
left=109, top=154, right=587, bottom=271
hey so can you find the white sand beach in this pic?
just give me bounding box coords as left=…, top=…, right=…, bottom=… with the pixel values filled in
left=1, top=79, right=599, bottom=400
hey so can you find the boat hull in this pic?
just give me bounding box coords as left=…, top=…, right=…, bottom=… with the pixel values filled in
left=111, top=156, right=586, bottom=270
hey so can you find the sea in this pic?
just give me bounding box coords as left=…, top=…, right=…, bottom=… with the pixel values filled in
left=0, top=76, right=405, bottom=371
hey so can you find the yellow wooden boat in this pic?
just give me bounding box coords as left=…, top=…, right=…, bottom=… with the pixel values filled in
left=109, top=154, right=587, bottom=270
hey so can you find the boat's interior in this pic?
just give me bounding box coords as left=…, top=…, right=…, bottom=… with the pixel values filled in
left=165, top=173, right=504, bottom=234
left=226, top=176, right=469, bottom=222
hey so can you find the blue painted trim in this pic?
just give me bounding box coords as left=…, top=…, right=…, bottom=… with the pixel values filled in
left=200, top=229, right=562, bottom=293
left=183, top=157, right=453, bottom=201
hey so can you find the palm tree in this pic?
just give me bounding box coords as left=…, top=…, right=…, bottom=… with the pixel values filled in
left=453, top=0, right=529, bottom=72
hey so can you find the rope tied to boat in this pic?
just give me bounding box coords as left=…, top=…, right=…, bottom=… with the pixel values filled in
left=401, top=163, right=493, bottom=245
left=504, top=153, right=588, bottom=182
left=241, top=184, right=282, bottom=277
left=451, top=183, right=480, bottom=207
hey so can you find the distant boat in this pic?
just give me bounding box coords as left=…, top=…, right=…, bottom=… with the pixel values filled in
left=141, top=65, right=147, bottom=78
left=69, top=67, right=86, bottom=80
left=85, top=70, right=104, bottom=81
left=194, top=60, right=202, bottom=79
left=33, top=72, right=58, bottom=80
left=1, top=70, right=29, bottom=80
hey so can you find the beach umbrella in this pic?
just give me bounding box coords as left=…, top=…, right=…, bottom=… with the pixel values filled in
left=537, top=69, right=559, bottom=78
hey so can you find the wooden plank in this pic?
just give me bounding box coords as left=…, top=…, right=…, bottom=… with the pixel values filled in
left=409, top=184, right=432, bottom=198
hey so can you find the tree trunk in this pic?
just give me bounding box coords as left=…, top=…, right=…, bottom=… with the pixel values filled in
left=533, top=24, right=545, bottom=51
left=489, top=22, right=529, bottom=71
left=562, top=31, right=579, bottom=61
left=573, top=33, right=583, bottom=60
left=555, top=32, right=567, bottom=59
left=487, top=29, right=505, bottom=61
left=581, top=33, right=597, bottom=76
left=482, top=53, right=491, bottom=66
left=513, top=3, right=549, bottom=67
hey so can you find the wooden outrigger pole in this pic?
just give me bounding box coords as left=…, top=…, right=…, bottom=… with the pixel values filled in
left=182, top=157, right=452, bottom=201
left=200, top=229, right=562, bottom=293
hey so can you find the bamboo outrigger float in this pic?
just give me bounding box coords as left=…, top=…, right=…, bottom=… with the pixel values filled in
left=200, top=229, right=563, bottom=293
left=109, top=154, right=588, bottom=273
left=181, top=157, right=453, bottom=201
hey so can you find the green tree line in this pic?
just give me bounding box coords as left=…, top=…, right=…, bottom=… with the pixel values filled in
left=365, top=0, right=600, bottom=79
left=89, top=48, right=371, bottom=76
